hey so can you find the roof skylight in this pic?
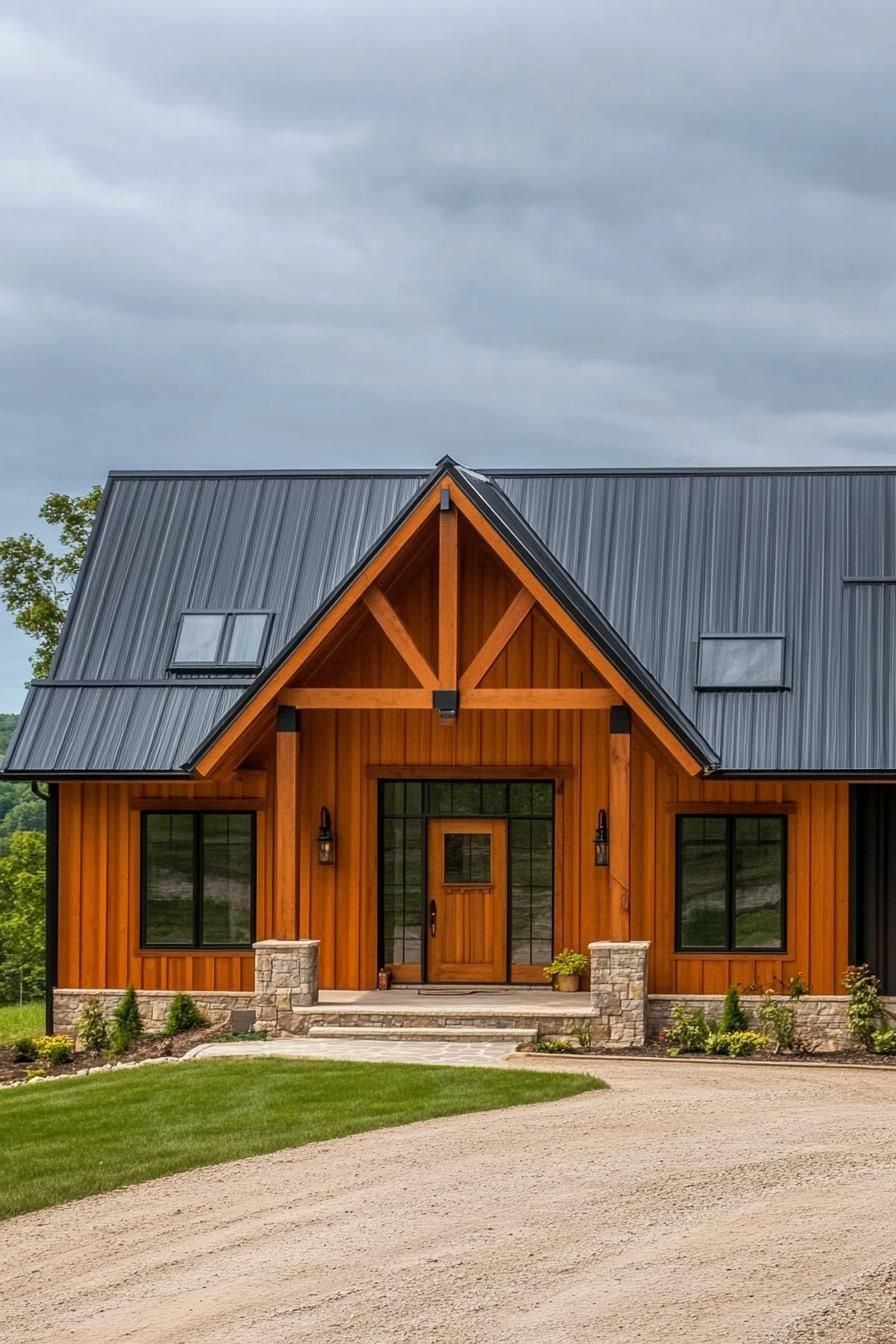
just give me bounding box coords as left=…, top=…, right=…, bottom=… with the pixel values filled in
left=171, top=611, right=272, bottom=670
left=696, top=635, right=786, bottom=690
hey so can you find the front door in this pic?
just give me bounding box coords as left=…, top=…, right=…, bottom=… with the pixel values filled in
left=427, top=818, right=507, bottom=982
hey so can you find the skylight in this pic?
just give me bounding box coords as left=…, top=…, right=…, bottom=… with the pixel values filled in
left=172, top=611, right=272, bottom=669
left=696, top=635, right=786, bottom=690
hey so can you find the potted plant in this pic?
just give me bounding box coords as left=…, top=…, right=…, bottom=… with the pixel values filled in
left=543, top=948, right=590, bottom=992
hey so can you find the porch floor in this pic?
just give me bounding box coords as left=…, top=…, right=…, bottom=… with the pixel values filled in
left=313, top=988, right=592, bottom=1015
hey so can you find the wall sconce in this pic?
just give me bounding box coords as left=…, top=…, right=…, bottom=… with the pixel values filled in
left=593, top=809, right=609, bottom=867
left=317, top=807, right=335, bottom=865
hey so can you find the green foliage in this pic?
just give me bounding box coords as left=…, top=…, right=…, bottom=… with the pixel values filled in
left=543, top=948, right=589, bottom=979
left=164, top=992, right=208, bottom=1036
left=786, top=972, right=810, bottom=1000
left=843, top=964, right=887, bottom=1050
left=0, top=1058, right=605, bottom=1220
left=720, top=986, right=749, bottom=1034
left=76, top=999, right=110, bottom=1054
left=222, top=1030, right=268, bottom=1042
left=112, top=986, right=143, bottom=1053
left=871, top=1028, right=896, bottom=1056
left=0, top=831, right=45, bottom=1003
left=757, top=992, right=797, bottom=1054
left=533, top=1037, right=576, bottom=1053
left=574, top=1023, right=592, bottom=1049
left=12, top=1036, right=38, bottom=1062
left=0, top=485, right=102, bottom=680
left=35, top=1034, right=74, bottom=1064
left=707, top=1030, right=766, bottom=1058
left=663, top=1003, right=713, bottom=1055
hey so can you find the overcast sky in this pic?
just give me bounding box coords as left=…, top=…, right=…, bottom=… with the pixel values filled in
left=3, top=1, right=896, bottom=710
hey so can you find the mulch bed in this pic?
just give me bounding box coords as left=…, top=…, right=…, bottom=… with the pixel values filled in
left=0, top=1024, right=229, bottom=1085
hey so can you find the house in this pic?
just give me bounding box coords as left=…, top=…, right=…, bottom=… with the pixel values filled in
left=4, top=458, right=896, bottom=1045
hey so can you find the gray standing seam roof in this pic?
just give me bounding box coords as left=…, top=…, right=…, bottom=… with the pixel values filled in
left=4, top=460, right=896, bottom=776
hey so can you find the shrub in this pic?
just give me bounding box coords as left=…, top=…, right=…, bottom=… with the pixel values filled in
left=77, top=998, right=110, bottom=1054
left=12, top=1036, right=38, bottom=1062
left=165, top=992, right=208, bottom=1036
left=757, top=992, right=796, bottom=1054
left=664, top=1003, right=713, bottom=1056
left=543, top=949, right=589, bottom=980
left=843, top=965, right=886, bottom=1050
left=722, top=1031, right=766, bottom=1058
left=720, top=986, right=749, bottom=1034
left=35, top=1034, right=74, bottom=1064
left=534, top=1037, right=576, bottom=1053
left=872, top=1028, right=896, bottom=1056
left=112, top=986, right=143, bottom=1053
left=787, top=973, right=810, bottom=1000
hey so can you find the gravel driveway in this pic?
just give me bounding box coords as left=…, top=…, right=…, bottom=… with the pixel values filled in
left=3, top=1057, right=896, bottom=1343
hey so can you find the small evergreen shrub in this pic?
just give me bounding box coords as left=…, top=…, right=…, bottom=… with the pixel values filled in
left=872, top=1028, right=896, bottom=1056
left=165, top=992, right=208, bottom=1035
left=35, top=1034, right=74, bottom=1064
left=757, top=992, right=796, bottom=1054
left=112, top=986, right=144, bottom=1053
left=77, top=998, right=110, bottom=1053
left=720, top=986, right=749, bottom=1034
left=12, top=1036, right=38, bottom=1062
left=843, top=965, right=886, bottom=1050
left=664, top=1003, right=713, bottom=1055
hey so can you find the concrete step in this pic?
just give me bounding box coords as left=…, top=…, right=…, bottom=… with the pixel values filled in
left=307, top=1025, right=537, bottom=1043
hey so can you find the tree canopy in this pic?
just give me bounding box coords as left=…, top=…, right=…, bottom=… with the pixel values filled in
left=0, top=485, right=102, bottom=680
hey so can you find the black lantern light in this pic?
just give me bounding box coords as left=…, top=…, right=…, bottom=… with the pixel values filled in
left=593, top=809, right=609, bottom=867
left=317, top=806, right=335, bottom=866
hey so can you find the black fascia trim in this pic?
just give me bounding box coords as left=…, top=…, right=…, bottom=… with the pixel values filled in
left=183, top=463, right=451, bottom=769
left=29, top=679, right=256, bottom=688
left=45, top=783, right=58, bottom=1035
left=108, top=469, right=433, bottom=481
left=842, top=576, right=896, bottom=584
left=0, top=769, right=194, bottom=780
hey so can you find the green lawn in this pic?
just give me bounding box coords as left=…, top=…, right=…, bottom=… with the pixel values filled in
left=0, top=1057, right=604, bottom=1221
left=0, top=1001, right=44, bottom=1044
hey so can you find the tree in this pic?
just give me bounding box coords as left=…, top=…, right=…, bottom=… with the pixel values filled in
left=0, top=831, right=45, bottom=1002
left=0, top=486, right=102, bottom=680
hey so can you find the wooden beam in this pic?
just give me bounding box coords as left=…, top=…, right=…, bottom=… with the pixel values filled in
left=363, top=586, right=437, bottom=689
left=274, top=716, right=299, bottom=939
left=462, top=688, right=619, bottom=710
left=608, top=721, right=631, bottom=940
left=459, top=589, right=535, bottom=691
left=280, top=688, right=433, bottom=709
left=438, top=499, right=459, bottom=689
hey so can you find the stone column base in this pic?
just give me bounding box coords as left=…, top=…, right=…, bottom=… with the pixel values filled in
left=253, top=940, right=320, bottom=1036
left=589, top=940, right=650, bottom=1047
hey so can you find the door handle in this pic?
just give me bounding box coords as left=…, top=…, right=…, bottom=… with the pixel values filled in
left=429, top=899, right=437, bottom=937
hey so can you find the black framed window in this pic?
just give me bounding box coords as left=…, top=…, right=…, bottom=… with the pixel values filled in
left=171, top=611, right=272, bottom=670
left=676, top=815, right=786, bottom=952
left=142, top=812, right=255, bottom=948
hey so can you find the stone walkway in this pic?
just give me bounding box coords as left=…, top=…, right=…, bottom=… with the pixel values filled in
left=184, top=1038, right=519, bottom=1067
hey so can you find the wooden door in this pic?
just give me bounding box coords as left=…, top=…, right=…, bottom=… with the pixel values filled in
left=427, top=818, right=507, bottom=982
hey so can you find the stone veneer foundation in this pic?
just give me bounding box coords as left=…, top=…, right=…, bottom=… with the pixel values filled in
left=648, top=994, right=896, bottom=1053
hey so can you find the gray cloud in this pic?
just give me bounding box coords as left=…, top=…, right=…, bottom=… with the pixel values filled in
left=3, top=1, right=896, bottom=707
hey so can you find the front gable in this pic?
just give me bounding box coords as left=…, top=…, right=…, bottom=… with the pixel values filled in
left=190, top=467, right=711, bottom=779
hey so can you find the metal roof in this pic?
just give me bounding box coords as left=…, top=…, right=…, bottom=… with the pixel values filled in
left=6, top=459, right=896, bottom=776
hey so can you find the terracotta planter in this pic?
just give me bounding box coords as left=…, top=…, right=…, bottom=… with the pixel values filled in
left=553, top=973, right=581, bottom=993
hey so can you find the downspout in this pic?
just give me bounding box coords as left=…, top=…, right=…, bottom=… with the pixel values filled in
left=31, top=782, right=57, bottom=1035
